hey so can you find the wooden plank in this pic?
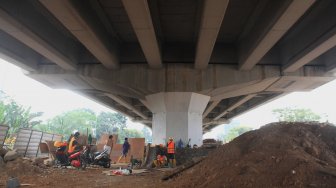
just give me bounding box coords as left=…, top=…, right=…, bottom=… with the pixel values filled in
left=162, top=157, right=205, bottom=181
left=110, top=138, right=145, bottom=163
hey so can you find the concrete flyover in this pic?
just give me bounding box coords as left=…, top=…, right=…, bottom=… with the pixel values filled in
left=0, top=0, right=335, bottom=145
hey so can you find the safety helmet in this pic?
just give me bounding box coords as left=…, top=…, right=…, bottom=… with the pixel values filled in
left=54, top=141, right=63, bottom=147
left=169, top=137, right=173, bottom=141
left=73, top=130, right=80, bottom=137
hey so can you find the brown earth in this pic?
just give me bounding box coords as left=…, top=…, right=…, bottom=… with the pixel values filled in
left=0, top=162, right=165, bottom=188
left=170, top=122, right=336, bottom=188
left=2, top=122, right=336, bottom=187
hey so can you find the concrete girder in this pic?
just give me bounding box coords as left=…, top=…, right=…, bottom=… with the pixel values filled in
left=80, top=75, right=146, bottom=99
left=26, top=70, right=91, bottom=90
left=80, top=92, right=141, bottom=122
left=203, top=118, right=229, bottom=129
left=213, top=94, right=257, bottom=120
left=278, top=0, right=336, bottom=72
left=132, top=118, right=152, bottom=125
left=209, top=78, right=279, bottom=101
left=239, top=0, right=315, bottom=71
left=139, top=99, right=152, bottom=112
left=203, top=100, right=221, bottom=119
left=265, top=76, right=335, bottom=92
left=30, top=64, right=333, bottom=99
left=105, top=94, right=148, bottom=120
left=0, top=9, right=76, bottom=70
left=122, top=0, right=162, bottom=69
left=283, top=33, right=336, bottom=72
left=0, top=46, right=37, bottom=72
left=39, top=0, right=119, bottom=69
left=195, top=0, right=229, bottom=69
left=77, top=64, right=281, bottom=96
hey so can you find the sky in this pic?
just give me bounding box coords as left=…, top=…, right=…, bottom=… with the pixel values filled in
left=1, top=59, right=336, bottom=138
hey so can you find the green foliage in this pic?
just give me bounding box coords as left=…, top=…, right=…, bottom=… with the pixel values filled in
left=0, top=94, right=43, bottom=136
left=95, top=112, right=127, bottom=138
left=118, top=129, right=144, bottom=143
left=34, top=109, right=131, bottom=141
left=217, top=125, right=253, bottom=143
left=225, top=126, right=253, bottom=142
left=35, top=108, right=96, bottom=138
left=272, top=107, right=321, bottom=122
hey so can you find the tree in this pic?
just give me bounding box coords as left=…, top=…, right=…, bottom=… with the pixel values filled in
left=0, top=96, right=43, bottom=135
left=215, top=124, right=253, bottom=143
left=224, top=126, right=253, bottom=143
left=95, top=112, right=127, bottom=138
left=37, top=108, right=97, bottom=138
left=118, top=129, right=143, bottom=143
left=272, top=107, right=321, bottom=122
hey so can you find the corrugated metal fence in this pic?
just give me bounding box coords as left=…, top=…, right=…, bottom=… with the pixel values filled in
left=0, top=124, right=9, bottom=147
left=14, top=128, right=63, bottom=157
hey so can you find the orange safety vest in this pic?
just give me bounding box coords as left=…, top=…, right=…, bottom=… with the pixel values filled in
left=167, top=141, right=175, bottom=154
left=68, top=137, right=76, bottom=153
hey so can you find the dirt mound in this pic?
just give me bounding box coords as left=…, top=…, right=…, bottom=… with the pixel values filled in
left=171, top=122, right=336, bottom=187
left=0, top=157, right=47, bottom=179
left=176, top=147, right=214, bottom=166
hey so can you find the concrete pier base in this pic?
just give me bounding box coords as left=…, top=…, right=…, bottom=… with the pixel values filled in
left=146, top=92, right=210, bottom=146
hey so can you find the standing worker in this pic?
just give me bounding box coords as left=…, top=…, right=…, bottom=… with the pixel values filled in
left=117, top=137, right=131, bottom=163
left=167, top=137, right=176, bottom=168
left=104, top=135, right=114, bottom=155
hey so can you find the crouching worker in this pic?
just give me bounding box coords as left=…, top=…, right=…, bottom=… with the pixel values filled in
left=153, top=144, right=167, bottom=168
left=54, top=141, right=68, bottom=165
left=154, top=154, right=167, bottom=168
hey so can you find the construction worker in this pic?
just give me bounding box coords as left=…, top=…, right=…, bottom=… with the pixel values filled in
left=104, top=135, right=114, bottom=155
left=68, top=131, right=80, bottom=154
left=117, top=137, right=131, bottom=163
left=166, top=137, right=176, bottom=168
left=153, top=144, right=167, bottom=168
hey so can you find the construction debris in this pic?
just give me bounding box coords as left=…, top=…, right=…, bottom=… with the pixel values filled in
left=162, top=157, right=205, bottom=181
left=4, top=149, right=19, bottom=162
left=102, top=168, right=132, bottom=176
left=43, top=158, right=54, bottom=167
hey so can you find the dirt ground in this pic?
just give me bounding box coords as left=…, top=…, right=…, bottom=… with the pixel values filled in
left=2, top=122, right=336, bottom=187
left=0, top=165, right=168, bottom=188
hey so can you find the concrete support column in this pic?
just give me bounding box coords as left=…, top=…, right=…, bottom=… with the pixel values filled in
left=146, top=92, right=210, bottom=146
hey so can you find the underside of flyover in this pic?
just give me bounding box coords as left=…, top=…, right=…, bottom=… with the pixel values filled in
left=0, top=0, right=335, bottom=144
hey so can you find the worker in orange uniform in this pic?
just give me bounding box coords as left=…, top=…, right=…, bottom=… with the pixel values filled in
left=68, top=131, right=81, bottom=154
left=166, top=137, right=176, bottom=168
left=153, top=144, right=167, bottom=168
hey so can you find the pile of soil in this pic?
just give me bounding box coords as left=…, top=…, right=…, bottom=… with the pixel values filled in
left=0, top=157, right=49, bottom=181
left=171, top=122, right=336, bottom=187
left=175, top=147, right=214, bottom=166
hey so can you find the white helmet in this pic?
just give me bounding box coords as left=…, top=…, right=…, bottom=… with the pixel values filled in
left=73, top=130, right=80, bottom=137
